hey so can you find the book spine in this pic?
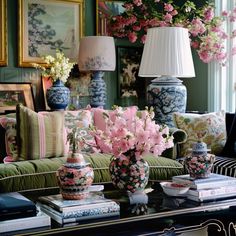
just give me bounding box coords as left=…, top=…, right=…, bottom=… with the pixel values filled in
left=187, top=192, right=236, bottom=202
left=0, top=211, right=51, bottom=233
left=188, top=185, right=236, bottom=197
left=194, top=180, right=236, bottom=190
left=61, top=201, right=119, bottom=213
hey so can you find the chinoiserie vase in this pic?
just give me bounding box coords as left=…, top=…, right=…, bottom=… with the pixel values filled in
left=185, top=141, right=215, bottom=179
left=88, top=71, right=106, bottom=108
left=46, top=79, right=70, bottom=110
left=109, top=154, right=149, bottom=193
left=147, top=77, right=187, bottom=128
left=56, top=153, right=94, bottom=200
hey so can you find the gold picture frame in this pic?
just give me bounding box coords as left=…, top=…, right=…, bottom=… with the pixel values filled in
left=0, top=0, right=7, bottom=66
left=96, top=0, right=125, bottom=36
left=18, top=0, right=84, bottom=67
left=0, top=83, right=35, bottom=113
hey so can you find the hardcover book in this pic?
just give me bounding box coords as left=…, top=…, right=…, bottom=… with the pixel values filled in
left=172, top=173, right=236, bottom=190
left=0, top=192, right=37, bottom=221
left=38, top=193, right=117, bottom=213
left=0, top=209, right=50, bottom=234
left=187, top=184, right=236, bottom=198
left=38, top=201, right=120, bottom=225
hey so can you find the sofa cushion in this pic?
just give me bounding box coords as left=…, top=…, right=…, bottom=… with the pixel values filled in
left=213, top=156, right=236, bottom=177
left=0, top=113, right=17, bottom=162
left=16, top=104, right=67, bottom=161
left=173, top=111, right=226, bottom=157
left=0, top=154, right=184, bottom=193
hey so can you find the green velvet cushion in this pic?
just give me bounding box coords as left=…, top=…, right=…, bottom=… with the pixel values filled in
left=16, top=104, right=66, bottom=161
left=0, top=153, right=184, bottom=193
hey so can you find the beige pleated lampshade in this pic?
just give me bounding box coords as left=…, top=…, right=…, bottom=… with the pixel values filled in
left=78, top=36, right=116, bottom=71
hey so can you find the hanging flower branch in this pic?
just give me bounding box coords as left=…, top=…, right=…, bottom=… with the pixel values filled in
left=107, top=0, right=236, bottom=65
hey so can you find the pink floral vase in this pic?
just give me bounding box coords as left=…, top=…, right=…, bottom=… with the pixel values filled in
left=185, top=141, right=215, bottom=179
left=56, top=153, right=94, bottom=200
left=109, top=154, right=149, bottom=193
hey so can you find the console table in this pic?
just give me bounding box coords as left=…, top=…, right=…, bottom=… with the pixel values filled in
left=19, top=184, right=236, bottom=236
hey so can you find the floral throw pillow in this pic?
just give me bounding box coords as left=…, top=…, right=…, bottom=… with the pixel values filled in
left=173, top=111, right=226, bottom=157
left=64, top=110, right=95, bottom=152
left=0, top=116, right=17, bottom=162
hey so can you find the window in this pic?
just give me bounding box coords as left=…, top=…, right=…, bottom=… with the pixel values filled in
left=208, top=0, right=236, bottom=112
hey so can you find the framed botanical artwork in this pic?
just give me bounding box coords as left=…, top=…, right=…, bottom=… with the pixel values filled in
left=117, top=46, right=143, bottom=97
left=117, top=46, right=152, bottom=108
left=18, top=0, right=84, bottom=67
left=96, top=0, right=125, bottom=36
left=0, top=0, right=7, bottom=66
left=0, top=83, right=35, bottom=113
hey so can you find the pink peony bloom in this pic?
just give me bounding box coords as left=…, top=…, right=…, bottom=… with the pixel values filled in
left=133, top=0, right=142, bottom=6
left=204, top=7, right=214, bottom=22
left=191, top=41, right=199, bottom=49
left=222, top=10, right=230, bottom=17
left=140, top=34, right=146, bottom=43
left=128, top=32, right=138, bottom=43
left=164, top=13, right=172, bottom=23
left=164, top=3, right=174, bottom=12
left=132, top=25, right=141, bottom=31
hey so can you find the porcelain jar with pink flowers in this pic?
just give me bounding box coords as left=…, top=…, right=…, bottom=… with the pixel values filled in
left=109, top=151, right=149, bottom=193
left=185, top=141, right=215, bottom=179
left=90, top=106, right=174, bottom=193
left=57, top=127, right=94, bottom=200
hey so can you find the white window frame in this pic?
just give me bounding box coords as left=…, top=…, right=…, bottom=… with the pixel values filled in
left=208, top=0, right=236, bottom=112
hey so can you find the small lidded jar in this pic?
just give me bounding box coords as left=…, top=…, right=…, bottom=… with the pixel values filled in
left=185, top=141, right=215, bottom=179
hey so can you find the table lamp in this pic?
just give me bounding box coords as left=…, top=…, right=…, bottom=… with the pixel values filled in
left=138, top=27, right=195, bottom=127
left=78, top=36, right=116, bottom=108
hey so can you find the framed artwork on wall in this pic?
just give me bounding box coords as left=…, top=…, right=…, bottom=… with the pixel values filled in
left=18, top=0, right=84, bottom=67
left=0, top=0, right=7, bottom=66
left=41, top=76, right=52, bottom=111
left=96, top=0, right=125, bottom=36
left=117, top=46, right=152, bottom=108
left=0, top=83, right=35, bottom=113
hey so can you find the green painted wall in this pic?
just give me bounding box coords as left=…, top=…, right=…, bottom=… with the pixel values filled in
left=0, top=0, right=208, bottom=111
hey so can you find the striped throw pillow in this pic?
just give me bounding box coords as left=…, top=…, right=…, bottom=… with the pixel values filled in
left=16, top=104, right=67, bottom=161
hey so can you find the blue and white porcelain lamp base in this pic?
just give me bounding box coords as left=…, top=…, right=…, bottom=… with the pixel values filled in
left=89, top=71, right=107, bottom=108
left=147, top=77, right=187, bottom=127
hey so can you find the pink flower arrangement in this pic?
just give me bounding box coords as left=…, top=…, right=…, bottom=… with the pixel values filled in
left=90, top=106, right=174, bottom=160
left=107, top=0, right=236, bottom=64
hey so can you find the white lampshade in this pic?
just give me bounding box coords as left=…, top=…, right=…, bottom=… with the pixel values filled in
left=78, top=36, right=116, bottom=71
left=138, top=27, right=195, bottom=78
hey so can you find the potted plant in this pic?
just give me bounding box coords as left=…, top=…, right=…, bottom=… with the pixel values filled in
left=56, top=127, right=94, bottom=200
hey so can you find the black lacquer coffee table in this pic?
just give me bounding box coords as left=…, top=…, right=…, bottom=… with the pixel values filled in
left=19, top=183, right=236, bottom=236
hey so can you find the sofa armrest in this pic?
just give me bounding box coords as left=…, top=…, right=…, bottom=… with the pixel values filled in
left=161, top=128, right=187, bottom=160
left=170, top=127, right=187, bottom=144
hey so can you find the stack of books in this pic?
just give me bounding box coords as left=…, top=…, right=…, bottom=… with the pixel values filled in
left=172, top=173, right=236, bottom=202
left=0, top=192, right=50, bottom=234
left=38, top=193, right=120, bottom=226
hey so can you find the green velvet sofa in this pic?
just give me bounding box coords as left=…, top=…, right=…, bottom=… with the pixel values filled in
left=0, top=106, right=187, bottom=193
